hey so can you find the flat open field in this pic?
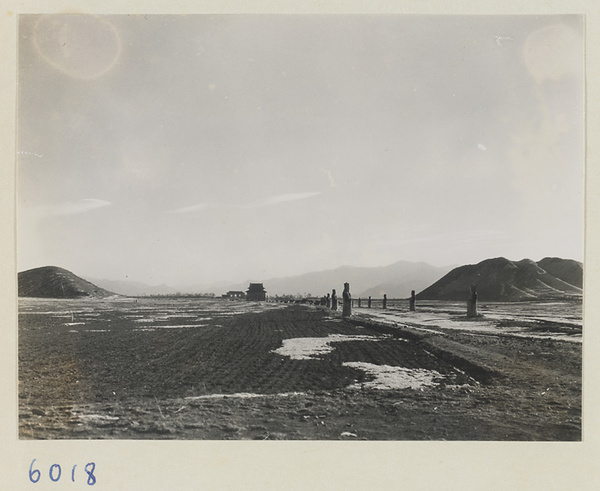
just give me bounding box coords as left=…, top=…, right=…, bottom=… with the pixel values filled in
left=18, top=297, right=582, bottom=440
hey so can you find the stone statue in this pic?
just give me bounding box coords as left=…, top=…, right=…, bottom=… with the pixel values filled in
left=331, top=289, right=337, bottom=311
left=342, top=282, right=351, bottom=317
left=467, top=284, right=478, bottom=317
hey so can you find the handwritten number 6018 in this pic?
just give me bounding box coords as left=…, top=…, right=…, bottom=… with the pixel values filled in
left=29, top=459, right=96, bottom=485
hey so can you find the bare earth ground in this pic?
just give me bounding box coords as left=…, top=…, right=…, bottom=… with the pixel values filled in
left=18, top=299, right=581, bottom=440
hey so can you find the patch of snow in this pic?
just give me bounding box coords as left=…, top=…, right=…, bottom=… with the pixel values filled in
left=85, top=329, right=110, bottom=332
left=185, top=391, right=305, bottom=400
left=69, top=329, right=110, bottom=333
left=142, top=324, right=206, bottom=329
left=80, top=414, right=119, bottom=422
left=273, top=334, right=385, bottom=360
left=343, top=362, right=442, bottom=390
left=361, top=308, right=581, bottom=342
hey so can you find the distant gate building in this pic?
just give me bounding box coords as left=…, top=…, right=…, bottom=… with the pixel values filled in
left=224, top=290, right=246, bottom=299
left=246, top=283, right=267, bottom=301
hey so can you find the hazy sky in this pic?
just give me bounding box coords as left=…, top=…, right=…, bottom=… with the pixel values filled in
left=17, top=14, right=584, bottom=287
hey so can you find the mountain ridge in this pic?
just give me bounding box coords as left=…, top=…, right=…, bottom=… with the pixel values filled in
left=18, top=266, right=117, bottom=299
left=88, top=277, right=180, bottom=297
left=223, top=260, right=452, bottom=298
left=416, top=257, right=582, bottom=301
left=19, top=256, right=583, bottom=301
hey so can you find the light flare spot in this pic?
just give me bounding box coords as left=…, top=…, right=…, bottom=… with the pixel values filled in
left=33, top=15, right=122, bottom=80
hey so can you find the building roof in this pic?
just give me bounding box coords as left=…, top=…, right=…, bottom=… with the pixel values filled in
left=247, top=283, right=266, bottom=292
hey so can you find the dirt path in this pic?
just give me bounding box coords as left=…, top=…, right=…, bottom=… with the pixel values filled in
left=19, top=302, right=581, bottom=440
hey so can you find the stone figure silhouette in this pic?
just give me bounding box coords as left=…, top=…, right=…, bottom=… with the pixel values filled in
left=467, top=284, right=478, bottom=317
left=342, top=282, right=351, bottom=317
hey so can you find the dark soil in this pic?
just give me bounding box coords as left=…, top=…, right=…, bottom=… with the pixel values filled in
left=18, top=301, right=581, bottom=440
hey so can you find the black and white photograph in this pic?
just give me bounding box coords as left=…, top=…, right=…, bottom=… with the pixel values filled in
left=15, top=13, right=585, bottom=443
left=6, top=2, right=600, bottom=487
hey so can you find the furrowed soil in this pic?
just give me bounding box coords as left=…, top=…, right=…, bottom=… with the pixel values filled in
left=18, top=299, right=581, bottom=440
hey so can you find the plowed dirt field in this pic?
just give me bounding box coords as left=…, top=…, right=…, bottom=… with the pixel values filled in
left=18, top=298, right=581, bottom=440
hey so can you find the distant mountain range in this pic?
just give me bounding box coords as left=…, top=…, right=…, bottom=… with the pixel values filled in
left=18, top=257, right=583, bottom=301
left=18, top=266, right=117, bottom=299
left=18, top=261, right=452, bottom=299
left=416, top=257, right=583, bottom=301
left=88, top=278, right=233, bottom=297
left=224, top=261, right=453, bottom=298
left=88, top=277, right=180, bottom=297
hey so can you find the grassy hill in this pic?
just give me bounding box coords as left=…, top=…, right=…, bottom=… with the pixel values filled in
left=18, top=266, right=117, bottom=299
left=416, top=257, right=582, bottom=301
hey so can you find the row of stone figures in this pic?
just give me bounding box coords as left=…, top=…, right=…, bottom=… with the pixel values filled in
left=320, top=284, right=479, bottom=318
left=319, top=282, right=353, bottom=317
left=348, top=291, right=419, bottom=311
left=320, top=284, right=419, bottom=318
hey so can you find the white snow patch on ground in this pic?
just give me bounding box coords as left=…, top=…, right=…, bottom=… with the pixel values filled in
left=343, top=362, right=442, bottom=390
left=134, top=324, right=207, bottom=330
left=273, top=334, right=383, bottom=360
left=79, top=414, right=120, bottom=422
left=359, top=307, right=581, bottom=343
left=152, top=324, right=207, bottom=329
left=185, top=392, right=305, bottom=400
left=69, top=329, right=110, bottom=333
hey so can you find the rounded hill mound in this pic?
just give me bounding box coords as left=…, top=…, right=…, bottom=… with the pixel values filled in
left=18, top=266, right=116, bottom=299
